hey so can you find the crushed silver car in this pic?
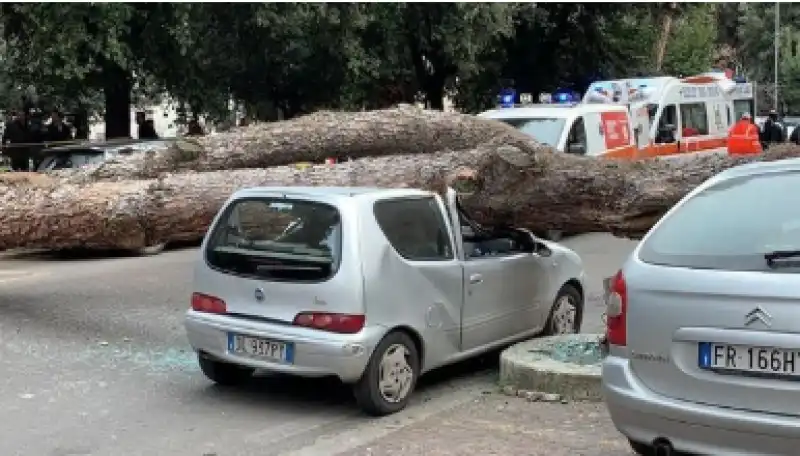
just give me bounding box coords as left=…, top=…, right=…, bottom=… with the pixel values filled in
left=185, top=186, right=586, bottom=415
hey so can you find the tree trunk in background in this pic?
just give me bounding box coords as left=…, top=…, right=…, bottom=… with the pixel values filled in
left=2, top=141, right=800, bottom=252
left=654, top=2, right=678, bottom=72
left=102, top=60, right=132, bottom=139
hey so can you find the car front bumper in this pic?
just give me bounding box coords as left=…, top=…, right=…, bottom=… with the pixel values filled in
left=603, top=355, right=800, bottom=455
left=185, top=310, right=385, bottom=383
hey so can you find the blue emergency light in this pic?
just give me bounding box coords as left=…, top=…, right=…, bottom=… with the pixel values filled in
left=552, top=89, right=579, bottom=104
left=498, top=88, right=516, bottom=108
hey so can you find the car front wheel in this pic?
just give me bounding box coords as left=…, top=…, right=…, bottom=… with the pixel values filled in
left=353, top=331, right=420, bottom=416
left=198, top=355, right=255, bottom=386
left=543, top=284, right=583, bottom=335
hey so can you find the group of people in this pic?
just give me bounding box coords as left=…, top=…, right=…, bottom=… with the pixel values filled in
left=728, top=110, right=798, bottom=156
left=1, top=109, right=75, bottom=171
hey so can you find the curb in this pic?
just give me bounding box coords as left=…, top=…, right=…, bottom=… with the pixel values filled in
left=499, top=333, right=604, bottom=402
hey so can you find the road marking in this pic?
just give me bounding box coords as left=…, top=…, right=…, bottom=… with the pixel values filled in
left=279, top=376, right=492, bottom=456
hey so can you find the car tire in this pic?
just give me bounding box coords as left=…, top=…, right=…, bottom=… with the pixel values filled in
left=198, top=355, right=255, bottom=386
left=353, top=331, right=420, bottom=416
left=628, top=439, right=653, bottom=455
left=136, top=242, right=166, bottom=256
left=543, top=284, right=583, bottom=335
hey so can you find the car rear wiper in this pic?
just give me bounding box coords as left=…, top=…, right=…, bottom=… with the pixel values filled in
left=764, top=250, right=800, bottom=267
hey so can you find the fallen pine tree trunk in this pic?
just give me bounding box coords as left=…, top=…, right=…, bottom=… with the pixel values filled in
left=2, top=143, right=800, bottom=252
left=58, top=105, right=540, bottom=184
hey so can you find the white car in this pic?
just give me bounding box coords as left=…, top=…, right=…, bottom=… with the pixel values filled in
left=184, top=186, right=586, bottom=415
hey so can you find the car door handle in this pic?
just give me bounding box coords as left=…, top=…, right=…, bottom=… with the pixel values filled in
left=469, top=273, right=483, bottom=284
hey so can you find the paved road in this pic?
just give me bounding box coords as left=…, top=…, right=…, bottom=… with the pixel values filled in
left=0, top=233, right=637, bottom=456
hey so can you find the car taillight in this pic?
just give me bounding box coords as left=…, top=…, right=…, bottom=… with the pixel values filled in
left=293, top=312, right=365, bottom=334
left=191, top=292, right=227, bottom=314
left=605, top=269, right=627, bottom=346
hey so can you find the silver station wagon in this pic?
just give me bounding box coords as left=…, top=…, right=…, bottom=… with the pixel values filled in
left=603, top=158, right=800, bottom=455
left=185, top=186, right=586, bottom=415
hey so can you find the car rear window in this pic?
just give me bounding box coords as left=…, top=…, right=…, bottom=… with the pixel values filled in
left=206, top=198, right=342, bottom=282
left=638, top=171, right=800, bottom=271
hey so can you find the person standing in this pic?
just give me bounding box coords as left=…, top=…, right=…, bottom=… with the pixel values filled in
left=727, top=112, right=762, bottom=156
left=186, top=118, right=204, bottom=136
left=136, top=111, right=159, bottom=139
left=760, top=110, right=785, bottom=148
left=46, top=110, right=74, bottom=143
left=2, top=110, right=32, bottom=171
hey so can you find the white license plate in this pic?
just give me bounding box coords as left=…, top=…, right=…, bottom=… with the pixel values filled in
left=227, top=333, right=294, bottom=363
left=699, top=342, right=800, bottom=377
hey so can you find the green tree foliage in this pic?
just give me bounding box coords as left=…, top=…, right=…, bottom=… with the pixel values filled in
left=0, top=2, right=196, bottom=136
left=734, top=2, right=800, bottom=112
left=662, top=4, right=718, bottom=77
left=0, top=1, right=730, bottom=130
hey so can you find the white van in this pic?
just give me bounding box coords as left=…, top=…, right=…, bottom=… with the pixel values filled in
left=479, top=103, right=644, bottom=159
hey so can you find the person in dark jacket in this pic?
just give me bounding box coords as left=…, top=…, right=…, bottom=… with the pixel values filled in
left=136, top=112, right=159, bottom=139
left=760, top=110, right=786, bottom=147
left=186, top=118, right=204, bottom=136
left=46, top=110, right=74, bottom=143
left=2, top=110, right=32, bottom=171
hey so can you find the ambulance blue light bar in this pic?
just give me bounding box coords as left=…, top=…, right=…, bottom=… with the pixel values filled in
left=552, top=90, right=580, bottom=104
left=498, top=88, right=517, bottom=108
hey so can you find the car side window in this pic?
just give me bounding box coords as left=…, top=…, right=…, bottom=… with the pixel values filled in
left=374, top=197, right=454, bottom=261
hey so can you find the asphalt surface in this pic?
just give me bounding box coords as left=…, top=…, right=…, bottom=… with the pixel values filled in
left=0, top=233, right=637, bottom=456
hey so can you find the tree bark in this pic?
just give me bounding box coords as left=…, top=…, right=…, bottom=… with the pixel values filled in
left=2, top=143, right=800, bottom=252
left=57, top=105, right=541, bottom=183
left=654, top=2, right=678, bottom=72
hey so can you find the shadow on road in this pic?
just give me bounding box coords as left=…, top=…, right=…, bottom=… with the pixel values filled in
left=0, top=239, right=202, bottom=262
left=193, top=348, right=502, bottom=413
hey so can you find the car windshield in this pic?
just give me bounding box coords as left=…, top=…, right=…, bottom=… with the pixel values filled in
left=495, top=117, right=566, bottom=147
left=206, top=198, right=342, bottom=282
left=639, top=171, right=800, bottom=272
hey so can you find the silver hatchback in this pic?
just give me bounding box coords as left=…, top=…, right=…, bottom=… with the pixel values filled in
left=603, top=159, right=800, bottom=455
left=185, top=186, right=586, bottom=415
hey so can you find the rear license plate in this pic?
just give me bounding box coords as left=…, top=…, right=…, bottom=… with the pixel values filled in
left=227, top=333, right=294, bottom=363
left=698, top=342, right=800, bottom=377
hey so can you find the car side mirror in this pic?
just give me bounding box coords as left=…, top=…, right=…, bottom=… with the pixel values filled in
left=567, top=143, right=586, bottom=155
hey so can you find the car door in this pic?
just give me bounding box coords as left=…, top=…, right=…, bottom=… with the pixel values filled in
left=366, top=194, right=465, bottom=370
left=445, top=190, right=550, bottom=351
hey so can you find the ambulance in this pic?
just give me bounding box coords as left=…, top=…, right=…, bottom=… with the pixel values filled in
left=478, top=92, right=647, bottom=158
left=481, top=71, right=754, bottom=160
left=583, top=72, right=754, bottom=158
